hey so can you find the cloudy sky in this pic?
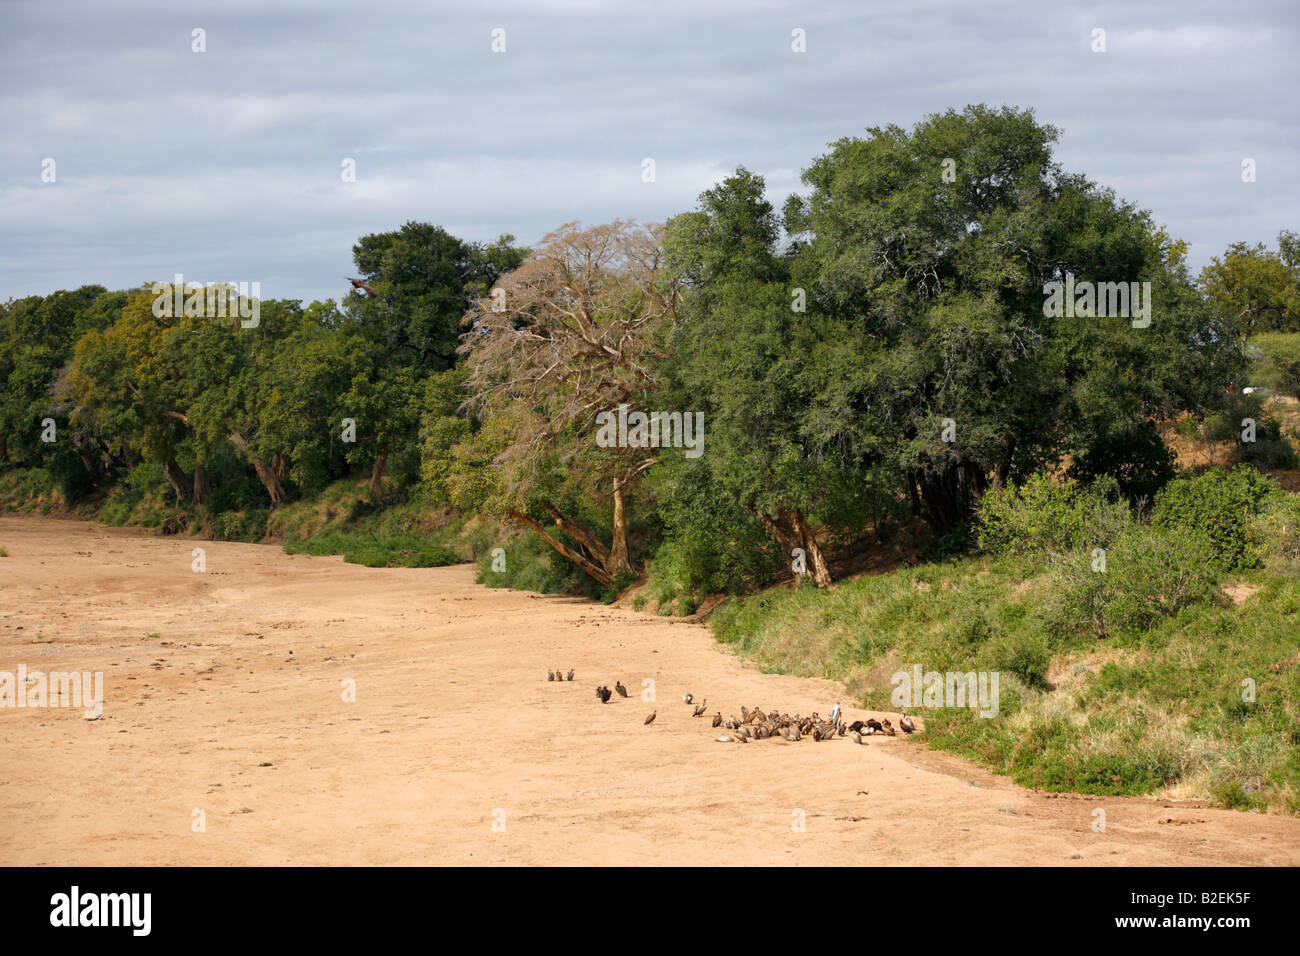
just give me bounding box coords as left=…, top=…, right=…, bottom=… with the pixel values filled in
left=1, top=0, right=1296, bottom=305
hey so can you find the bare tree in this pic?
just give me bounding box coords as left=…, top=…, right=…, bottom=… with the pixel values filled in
left=458, top=220, right=679, bottom=584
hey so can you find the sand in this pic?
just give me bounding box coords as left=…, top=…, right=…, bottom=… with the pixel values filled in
left=1, top=514, right=1296, bottom=866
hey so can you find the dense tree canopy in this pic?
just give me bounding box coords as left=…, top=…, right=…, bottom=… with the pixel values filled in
left=0, top=105, right=1289, bottom=597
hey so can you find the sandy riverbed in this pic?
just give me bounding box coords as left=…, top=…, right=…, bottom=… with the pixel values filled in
left=1, top=515, right=1296, bottom=866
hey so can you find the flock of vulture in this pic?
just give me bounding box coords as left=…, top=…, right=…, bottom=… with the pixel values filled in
left=549, top=670, right=918, bottom=743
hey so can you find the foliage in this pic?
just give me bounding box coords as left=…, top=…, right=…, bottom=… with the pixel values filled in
left=1199, top=231, right=1300, bottom=336
left=1044, top=525, right=1223, bottom=641
left=1251, top=332, right=1300, bottom=397
left=1152, top=466, right=1279, bottom=570
left=977, top=473, right=1130, bottom=556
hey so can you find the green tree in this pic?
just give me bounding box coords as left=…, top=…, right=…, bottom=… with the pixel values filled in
left=786, top=104, right=1239, bottom=534
left=1200, top=231, right=1300, bottom=336
left=347, top=222, right=526, bottom=370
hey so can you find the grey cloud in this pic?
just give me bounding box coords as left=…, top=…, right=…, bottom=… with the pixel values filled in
left=1, top=0, right=1296, bottom=303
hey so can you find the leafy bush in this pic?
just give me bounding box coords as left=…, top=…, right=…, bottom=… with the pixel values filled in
left=1238, top=415, right=1298, bottom=470
left=977, top=473, right=1131, bottom=556
left=206, top=476, right=271, bottom=514
left=647, top=526, right=726, bottom=607
left=648, top=468, right=779, bottom=605
left=1152, top=466, right=1279, bottom=571
left=979, top=629, right=1051, bottom=688
left=1251, top=492, right=1300, bottom=571
left=46, top=448, right=98, bottom=504
left=1251, top=332, right=1300, bottom=398
left=0, top=467, right=55, bottom=509
left=1067, top=419, right=1176, bottom=503
left=923, top=520, right=976, bottom=560
left=475, top=531, right=576, bottom=594
left=1046, top=525, right=1223, bottom=641
left=100, top=462, right=166, bottom=526
left=207, top=509, right=268, bottom=542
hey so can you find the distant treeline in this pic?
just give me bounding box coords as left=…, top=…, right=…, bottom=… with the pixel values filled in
left=3, top=104, right=1300, bottom=599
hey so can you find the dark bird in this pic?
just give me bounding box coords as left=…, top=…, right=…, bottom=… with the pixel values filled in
left=848, top=720, right=866, bottom=734
left=615, top=681, right=628, bottom=698
left=881, top=719, right=897, bottom=736
left=712, top=712, right=722, bottom=728
left=644, top=711, right=657, bottom=725
left=346, top=276, right=378, bottom=297
left=900, top=711, right=916, bottom=734
left=566, top=670, right=575, bottom=682
left=692, top=699, right=708, bottom=717
left=596, top=686, right=612, bottom=703
left=864, top=718, right=883, bottom=734
left=547, top=671, right=555, bottom=682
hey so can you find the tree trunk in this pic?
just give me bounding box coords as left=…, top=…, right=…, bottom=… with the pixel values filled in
left=227, top=430, right=285, bottom=503
left=193, top=462, right=210, bottom=505
left=368, top=447, right=389, bottom=500
left=915, top=459, right=987, bottom=534
left=789, top=508, right=833, bottom=588
left=507, top=508, right=614, bottom=586
left=162, top=458, right=190, bottom=505
left=607, top=474, right=632, bottom=578
left=759, top=507, right=833, bottom=588
left=542, top=505, right=612, bottom=568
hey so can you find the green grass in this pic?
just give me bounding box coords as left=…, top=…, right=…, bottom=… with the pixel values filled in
left=276, top=483, right=464, bottom=569
left=0, top=467, right=57, bottom=512
left=710, top=545, right=1300, bottom=813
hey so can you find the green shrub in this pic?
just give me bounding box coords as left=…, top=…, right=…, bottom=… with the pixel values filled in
left=46, top=449, right=98, bottom=504
left=208, top=509, right=268, bottom=542
left=475, top=532, right=576, bottom=594
left=980, top=629, right=1051, bottom=688
left=206, top=476, right=271, bottom=514
left=977, top=473, right=1131, bottom=556
left=923, top=521, right=976, bottom=560
left=1251, top=332, right=1300, bottom=399
left=1238, top=416, right=1298, bottom=470
left=1046, top=526, right=1223, bottom=641
left=1067, top=419, right=1176, bottom=503
left=100, top=462, right=166, bottom=526
left=0, top=467, right=55, bottom=508
left=1252, top=492, right=1300, bottom=570
left=648, top=464, right=780, bottom=604
left=1152, top=466, right=1279, bottom=571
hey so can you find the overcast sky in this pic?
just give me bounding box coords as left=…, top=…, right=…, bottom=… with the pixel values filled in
left=1, top=0, right=1296, bottom=305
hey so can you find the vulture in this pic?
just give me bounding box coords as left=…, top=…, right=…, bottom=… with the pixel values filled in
left=346, top=276, right=378, bottom=298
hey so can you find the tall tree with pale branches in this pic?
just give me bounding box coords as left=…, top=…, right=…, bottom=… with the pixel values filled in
left=457, top=220, right=680, bottom=585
